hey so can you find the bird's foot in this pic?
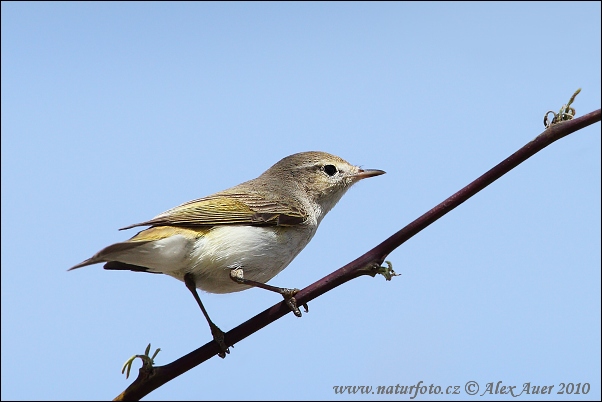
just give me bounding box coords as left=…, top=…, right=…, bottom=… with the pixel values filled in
left=229, top=268, right=308, bottom=317
left=279, top=288, right=309, bottom=317
left=209, top=322, right=230, bottom=358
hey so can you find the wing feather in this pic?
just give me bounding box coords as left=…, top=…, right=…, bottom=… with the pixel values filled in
left=120, top=193, right=306, bottom=230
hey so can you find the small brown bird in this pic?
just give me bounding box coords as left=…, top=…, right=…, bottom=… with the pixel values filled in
left=70, top=151, right=385, bottom=357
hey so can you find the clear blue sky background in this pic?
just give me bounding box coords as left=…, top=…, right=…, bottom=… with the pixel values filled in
left=2, top=2, right=600, bottom=401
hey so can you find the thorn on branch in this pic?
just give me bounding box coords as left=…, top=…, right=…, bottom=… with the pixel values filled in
left=367, top=260, right=400, bottom=281
left=544, top=88, right=581, bottom=128
left=121, top=343, right=161, bottom=379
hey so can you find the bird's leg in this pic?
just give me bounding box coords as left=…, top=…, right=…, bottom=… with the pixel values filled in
left=183, top=273, right=229, bottom=358
left=229, top=268, right=308, bottom=317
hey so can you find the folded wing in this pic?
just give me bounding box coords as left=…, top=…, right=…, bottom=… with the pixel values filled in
left=120, top=193, right=307, bottom=230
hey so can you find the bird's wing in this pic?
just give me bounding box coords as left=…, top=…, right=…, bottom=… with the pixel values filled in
left=120, top=193, right=307, bottom=230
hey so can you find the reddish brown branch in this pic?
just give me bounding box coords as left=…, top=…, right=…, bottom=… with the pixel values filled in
left=114, top=108, right=600, bottom=401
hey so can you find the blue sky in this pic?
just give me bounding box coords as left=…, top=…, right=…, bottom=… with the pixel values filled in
left=1, top=2, right=600, bottom=400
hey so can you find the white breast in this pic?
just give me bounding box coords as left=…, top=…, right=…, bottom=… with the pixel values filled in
left=181, top=225, right=316, bottom=294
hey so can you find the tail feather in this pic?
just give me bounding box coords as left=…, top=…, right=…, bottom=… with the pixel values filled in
left=103, top=261, right=160, bottom=273
left=68, top=240, right=153, bottom=271
left=69, top=226, right=198, bottom=272
left=68, top=257, right=101, bottom=270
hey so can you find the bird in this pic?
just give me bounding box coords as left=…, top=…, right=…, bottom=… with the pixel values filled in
left=69, top=151, right=385, bottom=357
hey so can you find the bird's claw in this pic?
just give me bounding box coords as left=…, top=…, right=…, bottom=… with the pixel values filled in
left=209, top=323, right=230, bottom=358
left=280, top=288, right=303, bottom=317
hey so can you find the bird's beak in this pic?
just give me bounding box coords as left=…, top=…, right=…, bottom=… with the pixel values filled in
left=351, top=168, right=386, bottom=180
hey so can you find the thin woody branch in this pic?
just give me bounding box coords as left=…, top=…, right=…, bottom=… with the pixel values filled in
left=115, top=108, right=600, bottom=401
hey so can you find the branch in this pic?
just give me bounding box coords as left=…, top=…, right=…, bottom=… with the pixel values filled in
left=114, top=108, right=601, bottom=401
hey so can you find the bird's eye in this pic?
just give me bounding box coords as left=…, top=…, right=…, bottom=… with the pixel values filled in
left=323, top=164, right=337, bottom=176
